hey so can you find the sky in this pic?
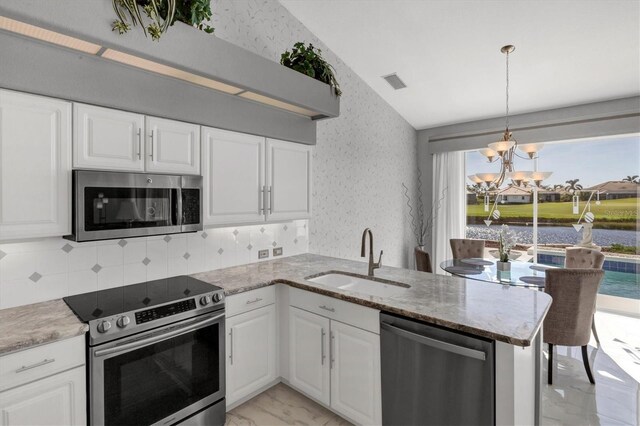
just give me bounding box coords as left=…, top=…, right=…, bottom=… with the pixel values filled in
left=466, top=135, right=640, bottom=188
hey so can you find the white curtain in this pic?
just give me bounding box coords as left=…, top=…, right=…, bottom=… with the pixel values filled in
left=432, top=151, right=467, bottom=274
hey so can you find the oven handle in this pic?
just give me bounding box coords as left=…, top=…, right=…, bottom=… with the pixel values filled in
left=93, top=312, right=224, bottom=358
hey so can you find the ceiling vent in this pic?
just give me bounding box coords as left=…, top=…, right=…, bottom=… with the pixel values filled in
left=382, top=73, right=407, bottom=90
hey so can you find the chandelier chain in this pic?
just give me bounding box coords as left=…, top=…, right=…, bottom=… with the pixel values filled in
left=505, top=49, right=510, bottom=131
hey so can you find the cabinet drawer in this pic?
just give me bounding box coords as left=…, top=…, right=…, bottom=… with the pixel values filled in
left=226, top=286, right=276, bottom=318
left=290, top=288, right=379, bottom=334
left=0, top=336, right=85, bottom=392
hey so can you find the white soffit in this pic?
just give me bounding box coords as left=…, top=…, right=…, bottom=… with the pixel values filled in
left=280, top=0, right=640, bottom=129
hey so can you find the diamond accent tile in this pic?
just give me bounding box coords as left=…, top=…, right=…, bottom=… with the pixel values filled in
left=183, top=252, right=191, bottom=260
left=163, top=235, right=172, bottom=243
left=260, top=227, right=266, bottom=233
left=29, top=272, right=42, bottom=282
left=143, top=297, right=151, bottom=305
left=142, top=257, right=151, bottom=266
left=283, top=225, right=288, bottom=231
left=91, top=264, right=102, bottom=273
left=0, top=249, right=6, bottom=261
left=294, top=238, right=298, bottom=244
left=217, top=248, right=224, bottom=255
left=118, top=239, right=128, bottom=247
left=201, top=231, right=208, bottom=239
left=61, top=243, right=74, bottom=253
left=92, top=308, right=103, bottom=317
left=272, top=241, right=277, bottom=247
left=233, top=229, right=239, bottom=236
left=183, top=289, right=191, bottom=296
left=247, top=244, right=253, bottom=251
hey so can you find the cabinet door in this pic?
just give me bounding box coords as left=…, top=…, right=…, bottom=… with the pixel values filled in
left=73, top=103, right=144, bottom=171
left=0, top=366, right=86, bottom=426
left=0, top=90, right=71, bottom=240
left=226, top=304, right=277, bottom=406
left=289, top=307, right=330, bottom=405
left=146, top=116, right=200, bottom=175
left=202, top=127, right=265, bottom=225
left=265, top=139, right=311, bottom=221
left=330, top=321, right=382, bottom=425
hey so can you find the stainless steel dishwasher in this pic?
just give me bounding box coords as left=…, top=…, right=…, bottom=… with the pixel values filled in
left=380, top=313, right=495, bottom=425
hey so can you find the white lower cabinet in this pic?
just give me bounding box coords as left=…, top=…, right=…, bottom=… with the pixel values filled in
left=289, top=306, right=331, bottom=405
left=288, top=304, right=381, bottom=425
left=0, top=336, right=86, bottom=426
left=0, top=366, right=85, bottom=426
left=226, top=303, right=277, bottom=406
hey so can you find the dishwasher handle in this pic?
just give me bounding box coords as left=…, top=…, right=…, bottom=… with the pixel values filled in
left=381, top=321, right=486, bottom=361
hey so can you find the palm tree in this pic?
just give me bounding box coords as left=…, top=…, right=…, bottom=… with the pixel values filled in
left=564, top=179, right=583, bottom=194
left=622, top=175, right=639, bottom=183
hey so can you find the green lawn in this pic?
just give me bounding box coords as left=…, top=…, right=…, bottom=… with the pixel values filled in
left=467, top=198, right=638, bottom=222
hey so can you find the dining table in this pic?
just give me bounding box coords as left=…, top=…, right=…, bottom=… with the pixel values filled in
left=439, top=258, right=555, bottom=290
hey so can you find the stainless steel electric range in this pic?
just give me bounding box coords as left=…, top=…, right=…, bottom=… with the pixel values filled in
left=64, top=276, right=226, bottom=426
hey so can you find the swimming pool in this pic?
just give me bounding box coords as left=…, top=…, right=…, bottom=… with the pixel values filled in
left=538, top=253, right=640, bottom=300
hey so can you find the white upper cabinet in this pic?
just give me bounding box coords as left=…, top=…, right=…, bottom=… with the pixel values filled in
left=0, top=90, right=71, bottom=240
left=202, top=127, right=265, bottom=225
left=73, top=103, right=144, bottom=172
left=145, top=116, right=200, bottom=175
left=266, top=139, right=312, bottom=221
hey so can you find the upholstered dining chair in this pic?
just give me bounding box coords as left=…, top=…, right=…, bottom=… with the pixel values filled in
left=415, top=247, right=433, bottom=273
left=565, top=247, right=606, bottom=346
left=449, top=239, right=485, bottom=260
left=544, top=268, right=605, bottom=385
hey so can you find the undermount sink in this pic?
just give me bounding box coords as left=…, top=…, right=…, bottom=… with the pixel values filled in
left=306, top=272, right=410, bottom=298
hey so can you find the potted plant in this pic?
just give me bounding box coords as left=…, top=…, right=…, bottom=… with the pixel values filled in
left=280, top=42, right=341, bottom=96
left=497, top=224, right=516, bottom=271
left=111, top=0, right=215, bottom=41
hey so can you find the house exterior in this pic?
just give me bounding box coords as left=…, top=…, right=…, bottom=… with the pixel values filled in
left=497, top=185, right=532, bottom=204
left=585, top=181, right=639, bottom=200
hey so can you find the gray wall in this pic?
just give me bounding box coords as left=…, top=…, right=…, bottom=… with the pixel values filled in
left=211, top=0, right=419, bottom=267
left=417, top=96, right=640, bottom=255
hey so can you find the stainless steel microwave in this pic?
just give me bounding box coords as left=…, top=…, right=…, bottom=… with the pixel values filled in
left=66, top=170, right=202, bottom=242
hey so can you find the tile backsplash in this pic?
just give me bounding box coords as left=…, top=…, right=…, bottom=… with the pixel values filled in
left=0, top=220, right=308, bottom=309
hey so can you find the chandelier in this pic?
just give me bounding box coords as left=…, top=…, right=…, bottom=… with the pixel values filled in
left=470, top=45, right=552, bottom=189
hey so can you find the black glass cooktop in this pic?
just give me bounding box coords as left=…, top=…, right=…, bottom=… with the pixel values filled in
left=63, top=276, right=220, bottom=322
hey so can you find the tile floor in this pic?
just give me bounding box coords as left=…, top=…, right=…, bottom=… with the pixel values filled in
left=227, top=311, right=639, bottom=426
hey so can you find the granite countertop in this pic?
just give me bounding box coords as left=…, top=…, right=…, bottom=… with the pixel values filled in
left=0, top=299, right=88, bottom=356
left=193, top=253, right=552, bottom=346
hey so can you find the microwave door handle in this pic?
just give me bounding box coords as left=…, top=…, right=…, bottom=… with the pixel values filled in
left=176, top=188, right=183, bottom=227
left=94, top=312, right=224, bottom=358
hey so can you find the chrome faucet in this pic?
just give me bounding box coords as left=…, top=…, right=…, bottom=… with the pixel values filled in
left=361, top=228, right=383, bottom=277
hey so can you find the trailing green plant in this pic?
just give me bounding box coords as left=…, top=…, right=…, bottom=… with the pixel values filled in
left=280, top=42, right=341, bottom=96
left=112, top=0, right=214, bottom=41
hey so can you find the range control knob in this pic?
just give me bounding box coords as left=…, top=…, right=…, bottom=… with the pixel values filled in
left=116, top=316, right=131, bottom=328
left=199, top=295, right=211, bottom=306
left=97, top=321, right=112, bottom=333
left=212, top=293, right=222, bottom=303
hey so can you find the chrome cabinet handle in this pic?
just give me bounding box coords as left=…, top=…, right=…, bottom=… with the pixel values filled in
left=260, top=186, right=265, bottom=215
left=321, top=328, right=326, bottom=365
left=16, top=358, right=55, bottom=373
left=319, top=305, right=335, bottom=313
left=246, top=297, right=263, bottom=305
left=149, top=130, right=155, bottom=160
left=265, top=186, right=273, bottom=214
left=229, top=328, right=234, bottom=365
left=330, top=331, right=335, bottom=369
left=137, top=128, right=142, bottom=159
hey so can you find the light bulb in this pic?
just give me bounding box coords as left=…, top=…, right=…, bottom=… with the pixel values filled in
left=518, top=143, right=544, bottom=159
left=478, top=148, right=497, bottom=162
left=488, top=140, right=515, bottom=156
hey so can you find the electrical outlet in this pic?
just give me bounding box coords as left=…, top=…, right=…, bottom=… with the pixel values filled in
left=258, top=249, right=269, bottom=259
left=273, top=247, right=283, bottom=257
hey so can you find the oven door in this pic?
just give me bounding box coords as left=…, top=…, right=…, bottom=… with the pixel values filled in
left=72, top=170, right=183, bottom=242
left=90, top=311, right=225, bottom=426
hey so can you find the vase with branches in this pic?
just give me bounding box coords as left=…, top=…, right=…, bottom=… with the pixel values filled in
left=402, top=169, right=447, bottom=247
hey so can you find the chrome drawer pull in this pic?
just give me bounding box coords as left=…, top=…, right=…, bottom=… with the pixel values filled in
left=246, top=297, right=263, bottom=305
left=319, top=305, right=335, bottom=313
left=16, top=358, right=55, bottom=373
left=229, top=328, right=234, bottom=365
left=321, top=328, right=326, bottom=365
